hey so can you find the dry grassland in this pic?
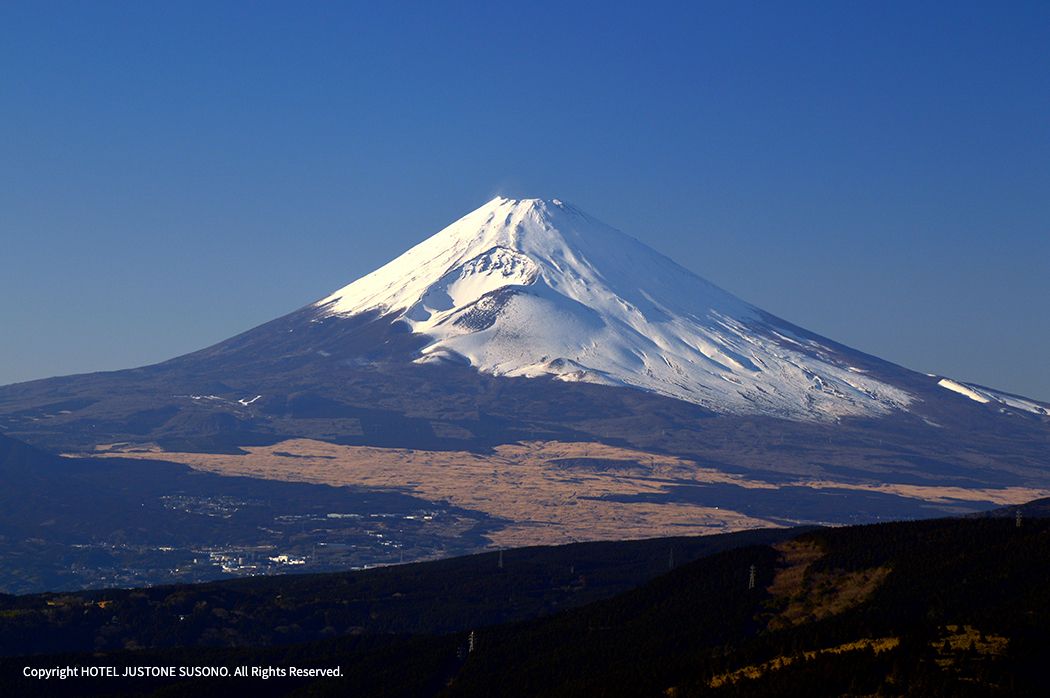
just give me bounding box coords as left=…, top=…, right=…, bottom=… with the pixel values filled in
left=767, top=540, right=890, bottom=630
left=84, top=438, right=1049, bottom=548
left=708, top=636, right=901, bottom=687
left=90, top=439, right=780, bottom=546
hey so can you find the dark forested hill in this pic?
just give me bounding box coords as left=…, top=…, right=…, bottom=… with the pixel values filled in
left=0, top=527, right=800, bottom=657
left=3, top=507, right=1050, bottom=696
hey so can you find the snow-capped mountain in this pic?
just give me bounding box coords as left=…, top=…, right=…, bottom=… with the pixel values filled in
left=314, top=196, right=915, bottom=421
left=1, top=192, right=1047, bottom=506
left=2, top=198, right=1048, bottom=588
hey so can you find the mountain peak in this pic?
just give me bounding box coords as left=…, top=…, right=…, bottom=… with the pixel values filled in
left=316, top=196, right=617, bottom=317
left=471, top=196, right=596, bottom=236
left=486, top=195, right=572, bottom=210
left=314, top=197, right=916, bottom=420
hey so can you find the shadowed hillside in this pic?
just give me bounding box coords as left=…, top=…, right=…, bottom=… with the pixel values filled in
left=3, top=507, right=1050, bottom=696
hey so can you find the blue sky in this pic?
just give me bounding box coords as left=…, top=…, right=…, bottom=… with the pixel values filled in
left=2, top=2, right=1048, bottom=400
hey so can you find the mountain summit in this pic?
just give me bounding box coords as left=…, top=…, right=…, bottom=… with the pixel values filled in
left=314, top=196, right=915, bottom=420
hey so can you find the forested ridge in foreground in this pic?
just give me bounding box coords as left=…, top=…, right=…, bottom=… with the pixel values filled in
left=4, top=503, right=1050, bottom=696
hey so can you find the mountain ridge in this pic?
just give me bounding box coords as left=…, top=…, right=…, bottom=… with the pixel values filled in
left=4, top=511, right=1050, bottom=697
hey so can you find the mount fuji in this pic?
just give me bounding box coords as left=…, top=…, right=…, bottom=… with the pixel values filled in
left=315, top=196, right=916, bottom=421
left=1, top=196, right=1048, bottom=548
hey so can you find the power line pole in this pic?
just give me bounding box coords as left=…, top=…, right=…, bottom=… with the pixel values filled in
left=748, top=564, right=756, bottom=590
left=468, top=631, right=476, bottom=654
left=1016, top=509, right=1023, bottom=528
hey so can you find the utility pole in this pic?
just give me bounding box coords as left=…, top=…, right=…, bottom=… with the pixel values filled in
left=1016, top=509, right=1023, bottom=528
left=468, top=631, right=476, bottom=654
left=748, top=564, right=756, bottom=590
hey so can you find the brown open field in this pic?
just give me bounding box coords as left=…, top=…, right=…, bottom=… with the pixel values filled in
left=767, top=539, right=891, bottom=630
left=709, top=636, right=900, bottom=687
left=85, top=439, right=780, bottom=546
left=83, top=438, right=1049, bottom=548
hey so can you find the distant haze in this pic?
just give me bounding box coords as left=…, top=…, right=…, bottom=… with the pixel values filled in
left=1, top=3, right=1048, bottom=401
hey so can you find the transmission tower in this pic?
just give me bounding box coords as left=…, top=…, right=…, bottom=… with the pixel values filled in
left=748, top=564, right=756, bottom=590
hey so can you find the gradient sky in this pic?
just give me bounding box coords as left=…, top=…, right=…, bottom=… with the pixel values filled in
left=2, top=2, right=1048, bottom=400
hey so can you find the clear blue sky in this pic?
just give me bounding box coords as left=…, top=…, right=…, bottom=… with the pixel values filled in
left=2, top=2, right=1048, bottom=400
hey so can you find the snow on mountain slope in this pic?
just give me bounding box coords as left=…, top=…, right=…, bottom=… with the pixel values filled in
left=938, top=378, right=1049, bottom=416
left=316, top=197, right=913, bottom=420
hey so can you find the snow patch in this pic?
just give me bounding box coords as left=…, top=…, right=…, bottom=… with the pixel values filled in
left=937, top=378, right=1049, bottom=416
left=937, top=379, right=991, bottom=404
